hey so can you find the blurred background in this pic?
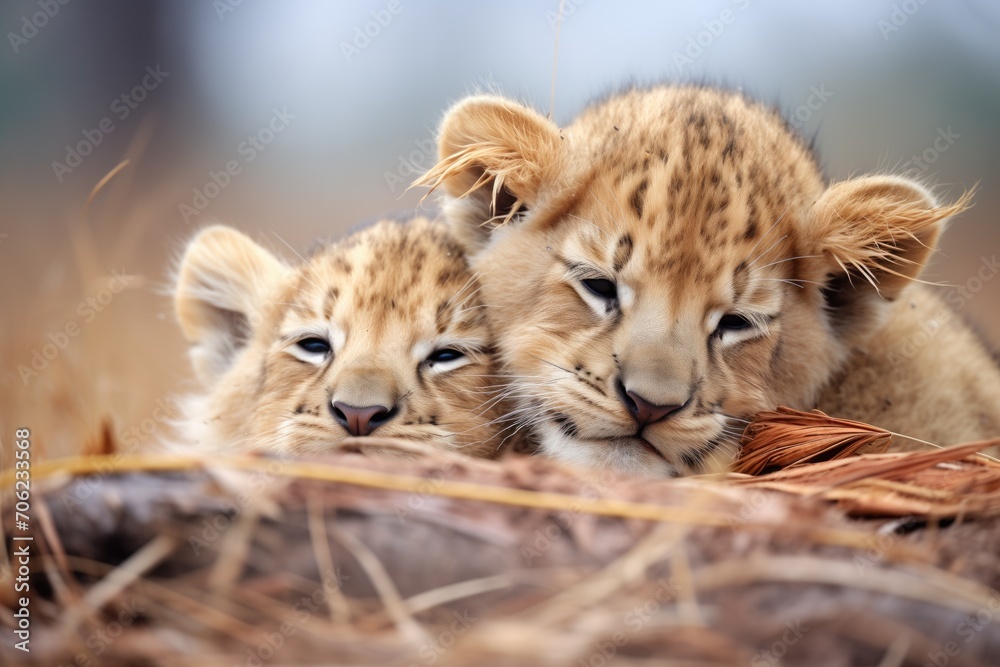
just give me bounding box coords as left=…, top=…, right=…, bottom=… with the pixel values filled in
left=1, top=0, right=998, bottom=462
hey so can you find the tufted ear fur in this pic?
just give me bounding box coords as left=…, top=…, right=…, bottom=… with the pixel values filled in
left=174, top=225, right=287, bottom=384
left=414, top=95, right=562, bottom=250
left=804, top=175, right=971, bottom=331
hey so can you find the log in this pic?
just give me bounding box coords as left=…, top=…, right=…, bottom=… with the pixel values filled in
left=3, top=447, right=1000, bottom=666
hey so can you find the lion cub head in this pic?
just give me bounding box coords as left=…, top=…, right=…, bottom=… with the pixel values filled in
left=173, top=216, right=510, bottom=457
left=419, top=85, right=968, bottom=477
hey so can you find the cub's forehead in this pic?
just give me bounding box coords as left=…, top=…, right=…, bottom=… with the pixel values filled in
left=280, top=219, right=479, bottom=331
left=557, top=218, right=745, bottom=297
left=553, top=87, right=821, bottom=291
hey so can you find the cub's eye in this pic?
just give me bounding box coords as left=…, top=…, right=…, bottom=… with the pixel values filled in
left=296, top=337, right=331, bottom=355
left=582, top=278, right=618, bottom=301
left=426, top=348, right=465, bottom=364
left=715, top=314, right=753, bottom=335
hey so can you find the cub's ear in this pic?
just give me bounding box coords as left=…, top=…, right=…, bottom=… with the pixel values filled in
left=415, top=95, right=562, bottom=249
left=174, top=225, right=286, bottom=384
left=805, top=175, right=971, bottom=315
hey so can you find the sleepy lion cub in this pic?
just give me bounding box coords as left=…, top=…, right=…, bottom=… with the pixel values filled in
left=173, top=215, right=513, bottom=457
left=419, top=85, right=1000, bottom=477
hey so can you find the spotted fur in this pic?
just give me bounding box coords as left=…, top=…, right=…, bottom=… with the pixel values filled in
left=419, top=85, right=998, bottom=477
left=173, top=216, right=513, bottom=457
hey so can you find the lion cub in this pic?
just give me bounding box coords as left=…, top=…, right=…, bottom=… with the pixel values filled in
left=419, top=85, right=1000, bottom=477
left=173, top=215, right=511, bottom=457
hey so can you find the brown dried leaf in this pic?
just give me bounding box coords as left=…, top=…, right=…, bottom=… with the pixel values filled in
left=734, top=406, right=892, bottom=475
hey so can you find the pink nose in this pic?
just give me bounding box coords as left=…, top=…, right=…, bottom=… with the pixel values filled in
left=331, top=402, right=393, bottom=436
left=615, top=379, right=684, bottom=427
left=625, top=390, right=683, bottom=426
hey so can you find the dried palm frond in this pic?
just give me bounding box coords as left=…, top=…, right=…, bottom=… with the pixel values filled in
left=736, top=438, right=1000, bottom=518
left=734, top=406, right=893, bottom=475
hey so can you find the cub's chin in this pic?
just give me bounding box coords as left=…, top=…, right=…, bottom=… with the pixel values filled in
left=535, top=421, right=740, bottom=478
left=535, top=422, right=680, bottom=478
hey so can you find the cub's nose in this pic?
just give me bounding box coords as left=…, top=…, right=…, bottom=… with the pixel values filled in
left=615, top=379, right=684, bottom=428
left=331, top=401, right=396, bottom=437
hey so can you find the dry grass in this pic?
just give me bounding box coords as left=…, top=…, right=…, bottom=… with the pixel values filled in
left=4, top=415, right=1000, bottom=665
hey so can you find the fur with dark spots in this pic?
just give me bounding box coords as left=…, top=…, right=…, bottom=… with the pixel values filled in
left=409, top=248, right=427, bottom=273
left=437, top=267, right=463, bottom=286
left=323, top=287, right=340, bottom=320
left=332, top=257, right=352, bottom=274
left=679, top=449, right=701, bottom=471
left=721, top=137, right=736, bottom=162
left=744, top=197, right=760, bottom=241
left=732, top=261, right=749, bottom=302
left=629, top=179, right=648, bottom=219
left=680, top=436, right=722, bottom=471
left=613, top=234, right=634, bottom=273
left=551, top=412, right=579, bottom=438
left=717, top=193, right=730, bottom=213
left=577, top=371, right=608, bottom=396
left=435, top=300, right=453, bottom=334
left=769, top=335, right=785, bottom=373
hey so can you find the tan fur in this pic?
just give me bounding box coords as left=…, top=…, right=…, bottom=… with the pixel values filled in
left=173, top=216, right=513, bottom=457
left=418, top=85, right=998, bottom=477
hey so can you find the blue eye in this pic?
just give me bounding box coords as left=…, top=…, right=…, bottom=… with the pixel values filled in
left=297, top=337, right=331, bottom=355
left=715, top=314, right=753, bottom=334
left=427, top=349, right=464, bottom=364
left=582, top=278, right=618, bottom=300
